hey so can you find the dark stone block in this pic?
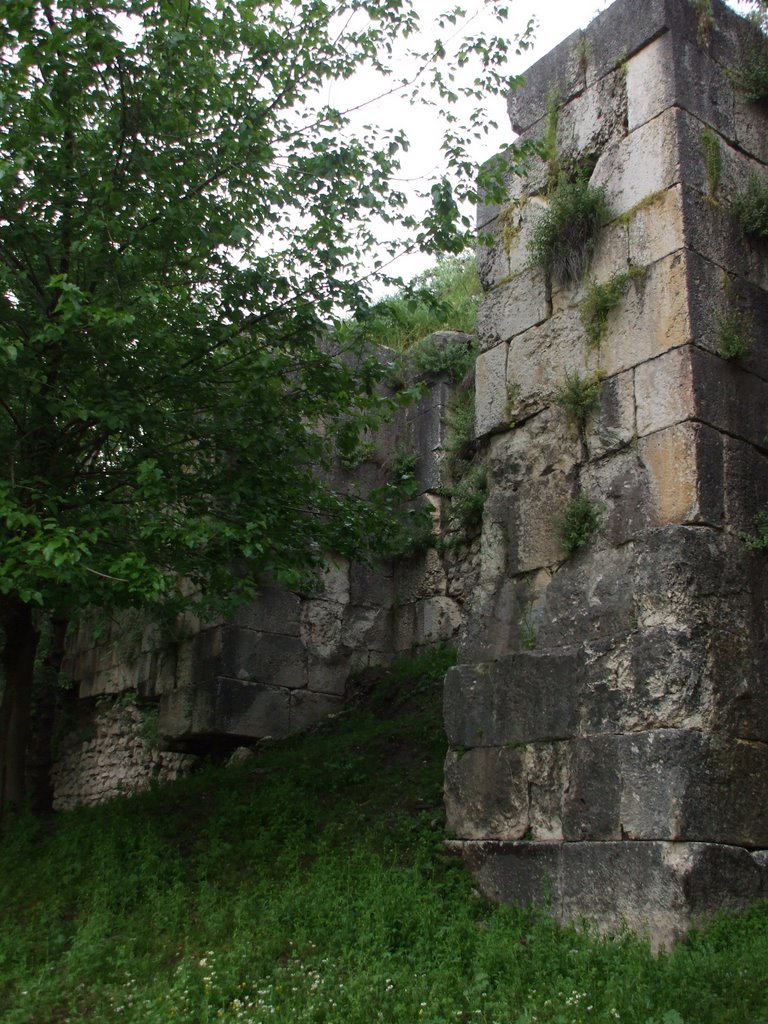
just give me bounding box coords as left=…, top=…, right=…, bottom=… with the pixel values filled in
left=443, top=649, right=583, bottom=747
left=533, top=544, right=637, bottom=648
left=444, top=747, right=529, bottom=841
left=231, top=584, right=302, bottom=635
left=220, top=627, right=307, bottom=689
left=159, top=677, right=291, bottom=746
left=562, top=736, right=621, bottom=841
left=456, top=838, right=768, bottom=948
left=691, top=344, right=768, bottom=452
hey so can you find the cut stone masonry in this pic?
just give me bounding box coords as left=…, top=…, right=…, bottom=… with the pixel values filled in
left=447, top=0, right=768, bottom=947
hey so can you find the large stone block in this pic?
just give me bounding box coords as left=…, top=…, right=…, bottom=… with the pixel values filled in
left=597, top=252, right=691, bottom=377
left=638, top=421, right=724, bottom=527
left=591, top=106, right=683, bottom=219
left=443, top=649, right=584, bottom=748
left=532, top=542, right=638, bottom=648
left=556, top=67, right=628, bottom=162
left=626, top=185, right=686, bottom=267
left=159, top=677, right=292, bottom=746
left=685, top=250, right=768, bottom=383
left=476, top=269, right=550, bottom=353
left=445, top=742, right=568, bottom=842
left=626, top=32, right=736, bottom=138
left=444, top=747, right=529, bottom=841
left=477, top=196, right=550, bottom=293
left=507, top=309, right=599, bottom=422
left=585, top=368, right=636, bottom=459
left=475, top=342, right=509, bottom=438
left=506, top=29, right=586, bottom=135
left=456, top=840, right=767, bottom=950
left=220, top=626, right=308, bottom=689
left=682, top=184, right=768, bottom=293
left=561, top=730, right=768, bottom=846
left=231, top=584, right=302, bottom=636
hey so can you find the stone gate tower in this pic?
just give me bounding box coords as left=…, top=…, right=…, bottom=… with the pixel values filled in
left=445, top=0, right=768, bottom=945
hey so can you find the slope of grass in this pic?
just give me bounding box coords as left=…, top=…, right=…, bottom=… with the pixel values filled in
left=1, top=646, right=768, bottom=1024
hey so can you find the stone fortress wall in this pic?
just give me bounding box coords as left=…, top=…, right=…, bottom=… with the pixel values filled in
left=54, top=338, right=480, bottom=808
left=446, top=0, right=768, bottom=946
left=53, top=0, right=768, bottom=944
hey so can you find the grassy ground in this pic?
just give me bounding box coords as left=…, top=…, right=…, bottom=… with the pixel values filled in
left=1, top=646, right=767, bottom=1024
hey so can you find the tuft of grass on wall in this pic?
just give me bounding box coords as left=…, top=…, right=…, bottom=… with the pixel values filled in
left=733, top=17, right=768, bottom=102
left=700, top=127, right=722, bottom=201
left=580, top=264, right=647, bottom=347
left=555, top=371, right=603, bottom=433
left=527, top=175, right=612, bottom=287
left=717, top=308, right=752, bottom=359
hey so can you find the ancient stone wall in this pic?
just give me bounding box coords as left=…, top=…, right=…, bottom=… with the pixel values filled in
left=55, top=341, right=479, bottom=806
left=445, top=0, right=768, bottom=946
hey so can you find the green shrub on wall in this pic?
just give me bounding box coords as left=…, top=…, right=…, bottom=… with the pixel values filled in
left=527, top=176, right=611, bottom=286
left=557, top=492, right=603, bottom=555
left=733, top=174, right=768, bottom=239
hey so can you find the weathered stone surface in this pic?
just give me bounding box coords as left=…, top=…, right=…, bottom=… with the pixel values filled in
left=682, top=184, right=768, bottom=293
left=557, top=67, right=628, bottom=164
left=394, top=548, right=448, bottom=604
left=444, top=649, right=584, bottom=748
left=476, top=268, right=550, bottom=353
left=220, top=627, right=308, bottom=689
left=231, top=583, right=302, bottom=635
left=686, top=250, right=768, bottom=383
left=445, top=747, right=529, bottom=841
left=638, top=421, right=724, bottom=527
left=507, top=309, right=598, bottom=422
left=532, top=542, right=637, bottom=648
left=734, top=82, right=768, bottom=165
left=477, top=196, right=549, bottom=293
left=598, top=252, right=690, bottom=377
left=585, top=369, right=636, bottom=460
left=627, top=32, right=736, bottom=138
left=506, top=29, right=586, bottom=134
left=581, top=447, right=652, bottom=546
left=626, top=185, right=686, bottom=267
left=455, top=839, right=768, bottom=950
left=475, top=342, right=509, bottom=438
left=591, top=106, right=683, bottom=219
left=485, top=410, right=579, bottom=574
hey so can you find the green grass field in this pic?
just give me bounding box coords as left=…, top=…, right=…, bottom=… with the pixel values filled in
left=1, top=647, right=767, bottom=1024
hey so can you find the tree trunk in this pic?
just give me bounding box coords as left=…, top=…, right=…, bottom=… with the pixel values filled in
left=0, top=598, right=41, bottom=819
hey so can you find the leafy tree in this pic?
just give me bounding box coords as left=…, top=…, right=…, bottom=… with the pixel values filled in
left=0, top=0, right=534, bottom=813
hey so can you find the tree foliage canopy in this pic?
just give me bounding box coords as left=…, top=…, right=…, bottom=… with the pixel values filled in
left=0, top=0, right=531, bottom=618
left=0, top=0, right=534, bottom=809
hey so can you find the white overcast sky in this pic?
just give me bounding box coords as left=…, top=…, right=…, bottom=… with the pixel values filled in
left=332, top=0, right=754, bottom=287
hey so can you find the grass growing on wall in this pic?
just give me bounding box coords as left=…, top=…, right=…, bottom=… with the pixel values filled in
left=2, top=648, right=768, bottom=1024
left=359, top=255, right=482, bottom=352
